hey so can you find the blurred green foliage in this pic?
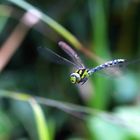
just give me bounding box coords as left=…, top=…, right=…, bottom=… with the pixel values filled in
left=0, top=0, right=140, bottom=140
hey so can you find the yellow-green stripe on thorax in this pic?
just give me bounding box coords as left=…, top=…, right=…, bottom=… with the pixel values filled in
left=75, top=69, right=89, bottom=82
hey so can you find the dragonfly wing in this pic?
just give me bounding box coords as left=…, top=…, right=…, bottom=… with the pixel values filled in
left=88, top=59, right=126, bottom=76
left=88, top=59, right=129, bottom=79
left=38, top=47, right=78, bottom=68
left=58, top=41, right=85, bottom=69
left=88, top=58, right=140, bottom=78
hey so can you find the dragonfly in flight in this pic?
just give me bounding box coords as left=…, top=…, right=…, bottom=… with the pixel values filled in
left=39, top=41, right=126, bottom=85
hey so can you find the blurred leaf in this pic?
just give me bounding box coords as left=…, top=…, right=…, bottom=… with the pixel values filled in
left=0, top=109, right=14, bottom=140
left=114, top=72, right=139, bottom=103
left=8, top=0, right=83, bottom=50
left=0, top=16, right=8, bottom=33
left=30, top=99, right=51, bottom=140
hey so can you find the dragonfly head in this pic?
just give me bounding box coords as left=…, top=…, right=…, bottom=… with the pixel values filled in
left=70, top=73, right=81, bottom=84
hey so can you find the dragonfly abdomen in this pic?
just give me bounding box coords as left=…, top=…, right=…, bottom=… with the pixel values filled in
left=88, top=59, right=126, bottom=75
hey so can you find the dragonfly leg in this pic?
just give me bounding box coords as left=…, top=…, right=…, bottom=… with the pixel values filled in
left=80, top=77, right=88, bottom=85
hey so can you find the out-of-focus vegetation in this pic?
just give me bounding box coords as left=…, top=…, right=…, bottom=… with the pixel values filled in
left=0, top=0, right=140, bottom=140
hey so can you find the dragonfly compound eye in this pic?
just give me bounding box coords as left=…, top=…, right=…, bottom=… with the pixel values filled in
left=70, top=73, right=80, bottom=84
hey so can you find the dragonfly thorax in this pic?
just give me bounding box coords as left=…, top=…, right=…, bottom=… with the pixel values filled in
left=70, top=69, right=89, bottom=84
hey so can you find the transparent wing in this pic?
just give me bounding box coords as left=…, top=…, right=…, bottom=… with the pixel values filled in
left=38, top=47, right=79, bottom=68
left=58, top=41, right=85, bottom=69
left=88, top=59, right=126, bottom=76
left=88, top=58, right=140, bottom=78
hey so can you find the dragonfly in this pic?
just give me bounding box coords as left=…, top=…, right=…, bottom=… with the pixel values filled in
left=38, top=41, right=127, bottom=85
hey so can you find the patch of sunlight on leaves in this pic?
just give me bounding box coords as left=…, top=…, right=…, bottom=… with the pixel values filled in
left=114, top=106, right=140, bottom=139
left=87, top=116, right=130, bottom=140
